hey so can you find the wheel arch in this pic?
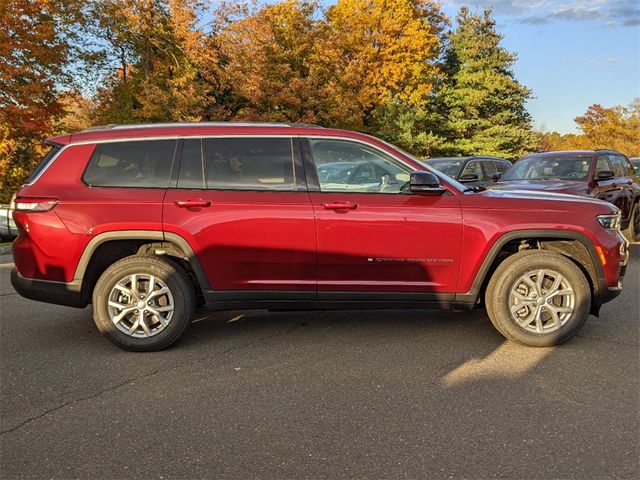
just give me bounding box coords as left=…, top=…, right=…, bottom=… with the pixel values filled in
left=74, top=230, right=210, bottom=304
left=456, top=229, right=606, bottom=314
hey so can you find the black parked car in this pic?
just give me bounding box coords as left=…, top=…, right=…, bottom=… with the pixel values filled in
left=423, top=156, right=512, bottom=187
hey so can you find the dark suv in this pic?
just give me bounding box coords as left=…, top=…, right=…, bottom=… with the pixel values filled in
left=423, top=156, right=512, bottom=187
left=492, top=150, right=640, bottom=242
left=11, top=124, right=629, bottom=351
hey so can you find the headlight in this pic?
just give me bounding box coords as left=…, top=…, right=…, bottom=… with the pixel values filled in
left=597, top=213, right=621, bottom=230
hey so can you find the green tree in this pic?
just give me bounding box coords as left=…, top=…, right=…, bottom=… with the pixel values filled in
left=437, top=7, right=536, bottom=159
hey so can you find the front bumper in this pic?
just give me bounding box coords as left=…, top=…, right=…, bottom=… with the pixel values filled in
left=11, top=269, right=86, bottom=308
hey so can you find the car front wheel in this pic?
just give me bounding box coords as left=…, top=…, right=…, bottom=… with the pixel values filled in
left=485, top=250, right=591, bottom=347
left=93, top=255, right=196, bottom=351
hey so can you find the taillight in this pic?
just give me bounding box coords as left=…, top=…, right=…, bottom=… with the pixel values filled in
left=14, top=197, right=59, bottom=212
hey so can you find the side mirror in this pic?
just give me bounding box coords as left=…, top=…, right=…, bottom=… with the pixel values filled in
left=492, top=172, right=502, bottom=182
left=459, top=173, right=479, bottom=183
left=595, top=170, right=615, bottom=181
left=410, top=171, right=446, bottom=195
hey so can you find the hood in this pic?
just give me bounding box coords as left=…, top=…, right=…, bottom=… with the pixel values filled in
left=489, top=179, right=591, bottom=196
left=477, top=187, right=617, bottom=211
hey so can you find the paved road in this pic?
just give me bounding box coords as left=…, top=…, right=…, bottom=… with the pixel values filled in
left=1, top=249, right=638, bottom=479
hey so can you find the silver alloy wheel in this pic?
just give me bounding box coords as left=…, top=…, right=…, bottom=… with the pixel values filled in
left=509, top=269, right=575, bottom=334
left=107, top=274, right=174, bottom=338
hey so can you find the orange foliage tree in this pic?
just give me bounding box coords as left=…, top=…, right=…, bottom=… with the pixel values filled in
left=0, top=0, right=83, bottom=202
left=540, top=100, right=640, bottom=157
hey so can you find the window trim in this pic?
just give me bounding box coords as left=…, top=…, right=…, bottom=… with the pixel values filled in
left=23, top=141, right=64, bottom=186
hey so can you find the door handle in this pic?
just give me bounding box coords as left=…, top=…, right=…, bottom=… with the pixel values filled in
left=174, top=199, right=212, bottom=208
left=322, top=201, right=358, bottom=211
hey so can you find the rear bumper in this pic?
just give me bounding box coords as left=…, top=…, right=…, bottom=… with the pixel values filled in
left=10, top=269, right=86, bottom=308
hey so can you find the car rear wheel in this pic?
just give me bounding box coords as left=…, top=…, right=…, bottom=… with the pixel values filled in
left=93, top=255, right=195, bottom=351
left=623, top=202, right=639, bottom=243
left=485, top=250, right=591, bottom=347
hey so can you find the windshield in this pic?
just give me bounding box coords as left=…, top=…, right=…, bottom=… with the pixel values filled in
left=425, top=160, right=464, bottom=178
left=502, top=156, right=591, bottom=181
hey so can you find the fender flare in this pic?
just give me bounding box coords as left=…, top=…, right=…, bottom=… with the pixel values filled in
left=72, top=230, right=211, bottom=291
left=455, top=229, right=606, bottom=305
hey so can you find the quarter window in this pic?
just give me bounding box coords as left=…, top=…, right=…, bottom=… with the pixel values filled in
left=204, top=138, right=296, bottom=191
left=83, top=140, right=176, bottom=188
left=308, top=139, right=411, bottom=193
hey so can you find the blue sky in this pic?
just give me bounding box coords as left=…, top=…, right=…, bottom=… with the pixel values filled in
left=439, top=1, right=640, bottom=133
left=311, top=0, right=639, bottom=133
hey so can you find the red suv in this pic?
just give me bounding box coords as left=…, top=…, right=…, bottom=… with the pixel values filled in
left=11, top=123, right=629, bottom=351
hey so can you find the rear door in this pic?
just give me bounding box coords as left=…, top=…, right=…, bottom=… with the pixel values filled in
left=303, top=137, right=463, bottom=297
left=162, top=136, right=316, bottom=297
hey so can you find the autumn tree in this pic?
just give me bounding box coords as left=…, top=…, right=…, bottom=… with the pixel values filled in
left=316, top=0, right=445, bottom=132
left=0, top=0, right=84, bottom=202
left=436, top=7, right=536, bottom=159
left=87, top=0, right=220, bottom=124
left=216, top=0, right=323, bottom=122
left=539, top=100, right=640, bottom=157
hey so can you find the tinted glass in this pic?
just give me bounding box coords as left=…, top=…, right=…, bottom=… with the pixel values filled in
left=426, top=160, right=464, bottom=178
left=84, top=140, right=176, bottom=188
left=596, top=156, right=612, bottom=174
left=178, top=139, right=204, bottom=189
left=309, top=139, right=411, bottom=193
left=461, top=161, right=485, bottom=180
left=204, top=138, right=295, bottom=190
left=607, top=154, right=625, bottom=177
left=495, top=160, right=511, bottom=173
left=502, top=156, right=592, bottom=181
left=26, top=145, right=61, bottom=183
left=483, top=160, right=498, bottom=177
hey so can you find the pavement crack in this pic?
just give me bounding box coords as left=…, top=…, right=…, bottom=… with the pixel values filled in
left=1, top=323, right=300, bottom=436
left=0, top=369, right=160, bottom=436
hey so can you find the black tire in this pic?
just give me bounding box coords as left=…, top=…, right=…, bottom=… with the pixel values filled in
left=485, top=250, right=591, bottom=347
left=93, top=255, right=195, bottom=351
left=623, top=202, right=639, bottom=243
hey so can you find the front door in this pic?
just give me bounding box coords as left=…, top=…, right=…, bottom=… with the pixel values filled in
left=303, top=138, right=463, bottom=297
left=162, top=136, right=316, bottom=296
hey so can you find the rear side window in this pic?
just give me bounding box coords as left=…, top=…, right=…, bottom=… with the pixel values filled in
left=26, top=145, right=61, bottom=183
left=204, top=138, right=295, bottom=191
left=84, top=140, right=176, bottom=188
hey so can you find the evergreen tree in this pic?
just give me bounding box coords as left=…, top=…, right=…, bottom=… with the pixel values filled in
left=437, top=7, right=536, bottom=159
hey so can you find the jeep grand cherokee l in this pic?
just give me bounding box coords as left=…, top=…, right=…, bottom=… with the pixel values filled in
left=11, top=123, right=629, bottom=351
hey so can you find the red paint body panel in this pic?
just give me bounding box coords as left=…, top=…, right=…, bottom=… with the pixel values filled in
left=309, top=192, right=462, bottom=292
left=163, top=190, right=317, bottom=291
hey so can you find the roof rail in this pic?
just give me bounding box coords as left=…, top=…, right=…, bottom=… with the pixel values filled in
left=81, top=122, right=324, bottom=132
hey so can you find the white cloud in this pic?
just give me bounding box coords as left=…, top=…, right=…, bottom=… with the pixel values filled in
left=440, top=0, right=640, bottom=27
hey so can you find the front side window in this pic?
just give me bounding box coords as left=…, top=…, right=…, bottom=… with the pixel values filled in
left=596, top=155, right=612, bottom=174
left=502, top=156, right=591, bottom=181
left=461, top=161, right=485, bottom=181
left=83, top=140, right=176, bottom=188
left=204, top=138, right=296, bottom=191
left=426, top=160, right=464, bottom=179
left=308, top=139, right=411, bottom=193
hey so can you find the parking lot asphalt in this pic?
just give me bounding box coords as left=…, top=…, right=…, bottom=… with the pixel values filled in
left=0, top=248, right=638, bottom=479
